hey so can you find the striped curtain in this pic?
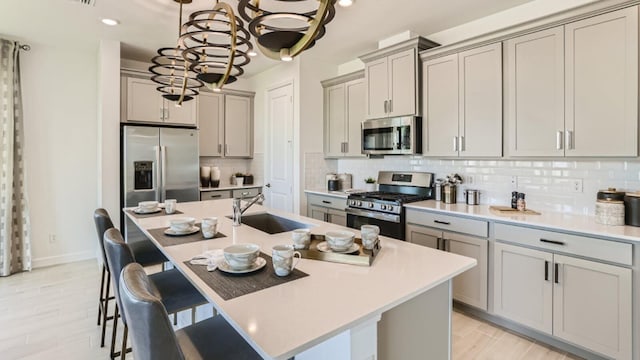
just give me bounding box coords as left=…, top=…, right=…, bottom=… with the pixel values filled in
left=0, top=39, right=31, bottom=276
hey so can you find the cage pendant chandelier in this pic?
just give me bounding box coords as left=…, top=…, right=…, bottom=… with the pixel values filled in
left=179, top=1, right=253, bottom=95
left=237, top=0, right=337, bottom=61
left=149, top=0, right=203, bottom=103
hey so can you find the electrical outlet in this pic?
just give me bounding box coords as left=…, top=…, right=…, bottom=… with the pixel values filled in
left=572, top=179, right=583, bottom=193
left=467, top=175, right=475, bottom=185
left=510, top=175, right=518, bottom=189
left=49, top=234, right=56, bottom=244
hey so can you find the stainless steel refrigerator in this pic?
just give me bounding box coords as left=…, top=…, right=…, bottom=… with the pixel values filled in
left=121, top=125, right=199, bottom=243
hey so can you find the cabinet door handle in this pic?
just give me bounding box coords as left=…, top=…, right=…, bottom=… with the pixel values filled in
left=434, top=220, right=450, bottom=225
left=565, top=130, right=573, bottom=150
left=436, top=238, right=441, bottom=250
left=459, top=136, right=465, bottom=152
left=210, top=194, right=222, bottom=198
left=556, top=131, right=563, bottom=150
left=554, top=263, right=559, bottom=284
left=225, top=144, right=229, bottom=155
left=544, top=260, right=549, bottom=281
left=388, top=99, right=392, bottom=113
left=453, top=136, right=458, bottom=152
left=322, top=200, right=332, bottom=204
left=218, top=144, right=222, bottom=154
left=383, top=100, right=388, bottom=114
left=540, top=238, right=565, bottom=246
left=160, top=107, right=165, bottom=121
left=443, top=238, right=449, bottom=252
left=344, top=142, right=348, bottom=153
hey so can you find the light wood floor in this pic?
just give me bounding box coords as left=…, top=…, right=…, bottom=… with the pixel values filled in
left=0, top=260, right=583, bottom=359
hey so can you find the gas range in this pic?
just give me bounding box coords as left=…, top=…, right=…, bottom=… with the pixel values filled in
left=347, top=192, right=432, bottom=215
left=346, top=171, right=434, bottom=240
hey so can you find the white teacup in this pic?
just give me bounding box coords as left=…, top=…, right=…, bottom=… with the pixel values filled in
left=201, top=217, right=218, bottom=239
left=224, top=243, right=260, bottom=270
left=325, top=230, right=355, bottom=252
left=272, top=244, right=301, bottom=277
left=291, top=229, right=311, bottom=250
left=360, top=225, right=380, bottom=250
left=164, top=199, right=177, bottom=214
left=169, top=217, right=195, bottom=232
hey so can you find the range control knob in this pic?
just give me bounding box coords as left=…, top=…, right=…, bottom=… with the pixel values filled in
left=387, top=205, right=394, bottom=212
left=368, top=203, right=374, bottom=208
left=357, top=201, right=362, bottom=206
left=349, top=200, right=355, bottom=206
left=381, top=204, right=387, bottom=210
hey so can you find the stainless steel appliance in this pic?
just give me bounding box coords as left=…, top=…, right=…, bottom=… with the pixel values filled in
left=362, top=116, right=422, bottom=155
left=121, top=125, right=199, bottom=243
left=346, top=171, right=434, bottom=240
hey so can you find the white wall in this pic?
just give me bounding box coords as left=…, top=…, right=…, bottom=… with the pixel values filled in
left=21, top=42, right=99, bottom=267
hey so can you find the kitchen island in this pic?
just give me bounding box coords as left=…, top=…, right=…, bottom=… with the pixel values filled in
left=125, top=199, right=476, bottom=360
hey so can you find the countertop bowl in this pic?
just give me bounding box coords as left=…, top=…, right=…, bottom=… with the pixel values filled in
left=325, top=230, right=355, bottom=251
left=169, top=217, right=196, bottom=232
left=138, top=201, right=159, bottom=211
left=224, top=243, right=260, bottom=270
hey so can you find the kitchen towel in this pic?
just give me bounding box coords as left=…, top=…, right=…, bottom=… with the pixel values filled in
left=184, top=253, right=309, bottom=300
left=148, top=225, right=226, bottom=247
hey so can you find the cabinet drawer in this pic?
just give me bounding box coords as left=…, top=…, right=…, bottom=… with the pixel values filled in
left=201, top=190, right=231, bottom=201
left=494, top=223, right=632, bottom=266
left=406, top=210, right=488, bottom=238
left=306, top=194, right=347, bottom=211
left=232, top=187, right=260, bottom=198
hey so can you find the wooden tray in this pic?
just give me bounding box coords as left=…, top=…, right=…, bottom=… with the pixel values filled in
left=298, top=234, right=381, bottom=267
left=490, top=205, right=541, bottom=215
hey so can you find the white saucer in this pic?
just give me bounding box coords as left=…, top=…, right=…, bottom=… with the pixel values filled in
left=133, top=207, right=162, bottom=214
left=164, top=226, right=199, bottom=236
left=316, top=241, right=360, bottom=254
left=218, top=257, right=267, bottom=274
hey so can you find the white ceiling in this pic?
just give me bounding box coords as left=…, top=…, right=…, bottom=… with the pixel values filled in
left=0, top=0, right=536, bottom=77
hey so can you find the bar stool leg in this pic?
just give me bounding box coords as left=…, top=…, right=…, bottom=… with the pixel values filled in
left=98, top=265, right=106, bottom=325
left=101, top=272, right=112, bottom=348
left=120, top=325, right=128, bottom=360
left=110, top=304, right=120, bottom=359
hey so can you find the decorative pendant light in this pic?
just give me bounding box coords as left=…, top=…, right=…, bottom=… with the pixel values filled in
left=179, top=1, right=254, bottom=94
left=237, top=0, right=337, bottom=61
left=149, top=0, right=203, bottom=103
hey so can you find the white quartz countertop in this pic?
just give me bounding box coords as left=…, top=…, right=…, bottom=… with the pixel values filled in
left=200, top=184, right=262, bottom=192
left=405, top=200, right=640, bottom=243
left=125, top=199, right=476, bottom=360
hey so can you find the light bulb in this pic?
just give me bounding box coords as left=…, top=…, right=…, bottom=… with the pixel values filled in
left=338, top=0, right=354, bottom=7
left=248, top=50, right=258, bottom=57
left=101, top=18, right=120, bottom=26
left=280, top=49, right=293, bottom=62
left=213, top=87, right=222, bottom=93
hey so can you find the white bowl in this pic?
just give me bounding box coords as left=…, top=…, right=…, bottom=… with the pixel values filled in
left=138, top=201, right=158, bottom=211
left=224, top=243, right=260, bottom=270
left=325, top=230, right=355, bottom=251
left=169, top=217, right=196, bottom=232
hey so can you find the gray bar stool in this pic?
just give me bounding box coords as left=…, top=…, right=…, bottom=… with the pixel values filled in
left=104, top=228, right=208, bottom=359
left=119, top=262, right=262, bottom=360
left=93, top=208, right=167, bottom=349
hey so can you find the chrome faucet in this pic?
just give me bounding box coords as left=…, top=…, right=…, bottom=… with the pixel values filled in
left=232, top=193, right=265, bottom=226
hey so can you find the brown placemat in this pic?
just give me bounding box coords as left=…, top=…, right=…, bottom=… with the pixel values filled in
left=126, top=209, right=184, bottom=219
left=148, top=224, right=226, bottom=247
left=184, top=253, right=309, bottom=300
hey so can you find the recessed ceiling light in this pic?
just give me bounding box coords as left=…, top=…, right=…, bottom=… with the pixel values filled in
left=338, top=0, right=354, bottom=7
left=101, top=18, right=120, bottom=26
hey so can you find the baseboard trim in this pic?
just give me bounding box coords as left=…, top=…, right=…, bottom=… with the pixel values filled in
left=32, top=251, right=97, bottom=269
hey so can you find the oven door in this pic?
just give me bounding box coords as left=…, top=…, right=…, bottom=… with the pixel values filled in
left=346, top=208, right=404, bottom=240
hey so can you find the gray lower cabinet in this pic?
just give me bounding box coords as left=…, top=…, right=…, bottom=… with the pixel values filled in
left=306, top=194, right=347, bottom=226
left=494, top=226, right=632, bottom=360
left=201, top=187, right=260, bottom=201
left=406, top=211, right=488, bottom=311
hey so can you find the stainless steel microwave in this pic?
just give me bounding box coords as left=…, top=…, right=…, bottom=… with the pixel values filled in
left=362, top=116, right=422, bottom=155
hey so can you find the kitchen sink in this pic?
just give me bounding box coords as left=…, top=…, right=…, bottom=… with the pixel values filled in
left=231, top=213, right=312, bottom=234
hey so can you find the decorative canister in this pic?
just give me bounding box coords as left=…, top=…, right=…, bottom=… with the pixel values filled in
left=624, top=192, right=640, bottom=227
left=595, top=188, right=625, bottom=225
left=434, top=179, right=444, bottom=201
left=210, top=166, right=221, bottom=188
left=443, top=184, right=457, bottom=204
left=200, top=166, right=211, bottom=187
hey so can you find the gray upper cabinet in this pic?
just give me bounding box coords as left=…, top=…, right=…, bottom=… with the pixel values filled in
left=197, top=90, right=255, bottom=158
left=565, top=6, right=638, bottom=157
left=422, top=43, right=503, bottom=158
left=360, top=37, right=439, bottom=120
left=506, top=6, right=638, bottom=157
left=322, top=71, right=365, bottom=158
left=123, top=76, right=196, bottom=125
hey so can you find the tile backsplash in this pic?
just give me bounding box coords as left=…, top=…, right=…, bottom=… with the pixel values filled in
left=334, top=157, right=640, bottom=216
left=200, top=154, right=264, bottom=187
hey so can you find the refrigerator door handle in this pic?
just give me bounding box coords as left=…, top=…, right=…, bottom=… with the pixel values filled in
left=161, top=145, right=167, bottom=202
left=155, top=145, right=162, bottom=202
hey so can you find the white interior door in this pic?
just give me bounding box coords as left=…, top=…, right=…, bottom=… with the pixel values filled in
left=266, top=83, right=294, bottom=212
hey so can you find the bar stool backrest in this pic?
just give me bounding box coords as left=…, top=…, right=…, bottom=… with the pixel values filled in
left=103, top=228, right=135, bottom=324
left=93, top=208, right=115, bottom=267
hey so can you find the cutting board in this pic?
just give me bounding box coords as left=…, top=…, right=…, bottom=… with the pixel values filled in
left=490, top=205, right=541, bottom=215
